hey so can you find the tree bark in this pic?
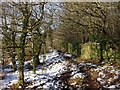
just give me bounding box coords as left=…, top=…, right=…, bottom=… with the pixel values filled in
left=18, top=15, right=28, bottom=88
left=18, top=32, right=27, bottom=89
left=99, top=43, right=104, bottom=64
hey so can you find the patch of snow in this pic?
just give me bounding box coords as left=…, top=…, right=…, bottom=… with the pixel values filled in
left=99, top=71, right=104, bottom=76
left=39, top=50, right=65, bottom=66
left=71, top=64, right=77, bottom=71
left=1, top=50, right=120, bottom=89
left=46, top=61, right=68, bottom=76
left=2, top=71, right=18, bottom=88
left=97, top=78, right=106, bottom=85
left=72, top=73, right=85, bottom=79
left=114, top=76, right=118, bottom=79
left=97, top=78, right=102, bottom=81
left=24, top=60, right=32, bottom=65
left=115, top=70, right=120, bottom=75
left=108, top=85, right=116, bottom=88
left=64, top=53, right=72, bottom=58
left=4, top=68, right=14, bottom=73
left=94, top=68, right=102, bottom=71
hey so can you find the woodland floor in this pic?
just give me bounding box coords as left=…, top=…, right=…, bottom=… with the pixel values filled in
left=0, top=50, right=120, bottom=90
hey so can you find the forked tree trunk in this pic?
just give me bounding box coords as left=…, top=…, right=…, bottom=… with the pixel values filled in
left=18, top=16, right=28, bottom=88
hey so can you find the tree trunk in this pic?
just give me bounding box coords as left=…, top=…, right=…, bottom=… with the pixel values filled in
left=36, top=43, right=42, bottom=64
left=33, top=51, right=41, bottom=74
left=33, top=55, right=36, bottom=74
left=11, top=31, right=17, bottom=71
left=11, top=54, right=17, bottom=71
left=8, top=48, right=17, bottom=71
left=18, top=16, right=28, bottom=88
left=99, top=43, right=104, bottom=64
left=18, top=32, right=27, bottom=88
left=76, top=43, right=81, bottom=57
left=32, top=34, right=42, bottom=73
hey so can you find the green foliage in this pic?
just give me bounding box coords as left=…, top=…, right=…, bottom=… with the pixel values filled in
left=81, top=42, right=92, bottom=59
left=80, top=42, right=120, bottom=63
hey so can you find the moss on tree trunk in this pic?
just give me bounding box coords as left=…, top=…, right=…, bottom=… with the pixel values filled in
left=18, top=32, right=27, bottom=89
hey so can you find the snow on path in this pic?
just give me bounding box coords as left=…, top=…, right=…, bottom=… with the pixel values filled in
left=1, top=50, right=120, bottom=89
left=1, top=50, right=69, bottom=89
